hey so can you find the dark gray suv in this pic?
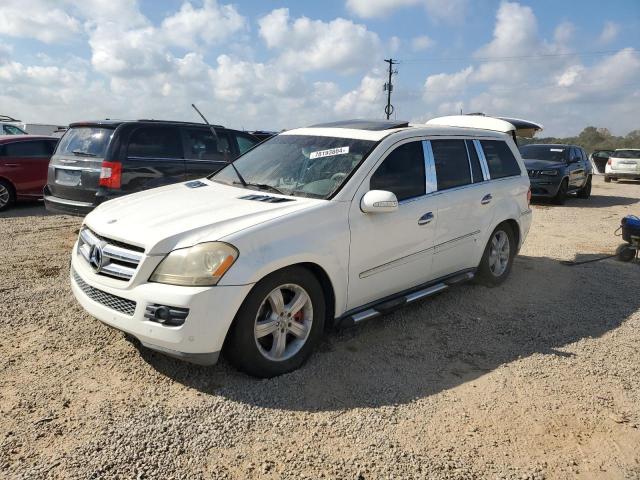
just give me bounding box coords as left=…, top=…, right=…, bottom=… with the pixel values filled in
left=44, top=120, right=260, bottom=216
left=519, top=144, right=592, bottom=204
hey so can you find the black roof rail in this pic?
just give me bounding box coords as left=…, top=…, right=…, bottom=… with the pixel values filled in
left=136, top=119, right=225, bottom=128
left=0, top=115, right=21, bottom=122
left=309, top=119, right=410, bottom=131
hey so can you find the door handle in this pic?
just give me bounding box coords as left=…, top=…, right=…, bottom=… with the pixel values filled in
left=418, top=212, right=434, bottom=225
left=3, top=163, right=19, bottom=167
left=481, top=194, right=493, bottom=205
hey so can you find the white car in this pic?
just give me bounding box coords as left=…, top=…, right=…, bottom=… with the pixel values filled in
left=604, top=149, right=640, bottom=183
left=70, top=115, right=538, bottom=377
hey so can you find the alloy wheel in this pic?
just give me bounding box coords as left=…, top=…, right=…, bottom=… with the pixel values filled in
left=488, top=230, right=510, bottom=277
left=0, top=184, right=10, bottom=209
left=254, top=283, right=313, bottom=362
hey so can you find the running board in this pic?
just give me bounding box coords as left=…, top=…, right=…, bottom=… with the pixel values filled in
left=338, top=271, right=474, bottom=328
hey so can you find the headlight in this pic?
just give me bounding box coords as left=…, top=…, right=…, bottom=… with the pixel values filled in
left=150, top=242, right=238, bottom=286
left=540, top=169, right=559, bottom=176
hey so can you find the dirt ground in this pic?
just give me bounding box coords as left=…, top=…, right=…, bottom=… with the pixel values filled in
left=1, top=176, right=639, bottom=479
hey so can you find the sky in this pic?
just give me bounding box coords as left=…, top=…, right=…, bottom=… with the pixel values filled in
left=0, top=0, right=638, bottom=136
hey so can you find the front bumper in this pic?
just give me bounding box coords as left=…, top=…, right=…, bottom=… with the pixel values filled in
left=70, top=245, right=254, bottom=365
left=528, top=177, right=562, bottom=197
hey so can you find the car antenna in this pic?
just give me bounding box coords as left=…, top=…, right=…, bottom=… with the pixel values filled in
left=191, top=103, right=247, bottom=187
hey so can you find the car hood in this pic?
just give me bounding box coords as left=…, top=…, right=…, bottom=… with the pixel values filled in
left=85, top=179, right=324, bottom=254
left=523, top=159, right=565, bottom=170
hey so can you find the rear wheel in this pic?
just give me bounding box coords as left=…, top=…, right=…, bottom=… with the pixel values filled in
left=577, top=175, right=592, bottom=199
left=616, top=244, right=636, bottom=262
left=476, top=224, right=515, bottom=287
left=224, top=266, right=325, bottom=378
left=553, top=179, right=568, bottom=205
left=0, top=179, right=15, bottom=212
left=604, top=176, right=611, bottom=183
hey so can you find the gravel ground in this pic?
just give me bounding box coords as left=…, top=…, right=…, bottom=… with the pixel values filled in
left=1, top=176, right=639, bottom=479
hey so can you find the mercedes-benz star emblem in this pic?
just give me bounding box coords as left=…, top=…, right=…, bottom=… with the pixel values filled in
left=89, top=243, right=105, bottom=272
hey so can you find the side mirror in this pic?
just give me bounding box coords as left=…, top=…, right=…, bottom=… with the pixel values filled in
left=361, top=190, right=398, bottom=213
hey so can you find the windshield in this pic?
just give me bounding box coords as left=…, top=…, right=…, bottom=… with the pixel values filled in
left=519, top=145, right=567, bottom=162
left=56, top=127, right=114, bottom=157
left=211, top=134, right=376, bottom=199
left=613, top=150, right=640, bottom=159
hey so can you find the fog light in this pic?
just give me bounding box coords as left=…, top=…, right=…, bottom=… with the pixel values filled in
left=144, top=304, right=189, bottom=326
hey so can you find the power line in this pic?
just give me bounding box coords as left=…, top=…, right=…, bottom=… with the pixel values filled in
left=383, top=58, right=398, bottom=119
left=398, top=49, right=635, bottom=65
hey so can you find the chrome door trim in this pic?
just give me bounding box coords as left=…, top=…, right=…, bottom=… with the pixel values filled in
left=422, top=140, right=437, bottom=194
left=472, top=139, right=491, bottom=181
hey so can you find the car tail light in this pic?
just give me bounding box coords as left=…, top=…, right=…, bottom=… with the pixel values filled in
left=99, top=161, right=122, bottom=189
left=527, top=186, right=532, bottom=205
left=607, top=158, right=612, bottom=165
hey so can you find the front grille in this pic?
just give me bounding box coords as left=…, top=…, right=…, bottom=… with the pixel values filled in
left=73, top=269, right=137, bottom=316
left=77, top=227, right=144, bottom=281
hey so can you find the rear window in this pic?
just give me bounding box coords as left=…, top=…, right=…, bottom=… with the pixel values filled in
left=56, top=127, right=114, bottom=158
left=614, top=150, right=640, bottom=159
left=431, top=139, right=471, bottom=190
left=481, top=140, right=521, bottom=179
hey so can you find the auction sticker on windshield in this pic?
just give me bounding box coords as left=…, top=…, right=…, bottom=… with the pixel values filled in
left=310, top=146, right=350, bottom=159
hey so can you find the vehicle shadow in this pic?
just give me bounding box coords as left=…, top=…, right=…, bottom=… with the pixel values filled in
left=0, top=201, right=51, bottom=218
left=532, top=195, right=639, bottom=208
left=138, top=254, right=640, bottom=412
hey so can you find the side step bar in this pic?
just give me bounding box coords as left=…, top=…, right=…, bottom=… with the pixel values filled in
left=338, top=271, right=474, bottom=328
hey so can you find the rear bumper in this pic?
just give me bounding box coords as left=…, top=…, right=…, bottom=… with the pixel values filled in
left=43, top=185, right=96, bottom=216
left=605, top=171, right=640, bottom=180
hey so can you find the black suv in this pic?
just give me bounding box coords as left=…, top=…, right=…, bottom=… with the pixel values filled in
left=519, top=144, right=592, bottom=204
left=44, top=120, right=260, bottom=216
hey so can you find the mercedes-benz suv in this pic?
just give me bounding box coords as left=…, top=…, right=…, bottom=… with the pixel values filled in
left=70, top=115, right=538, bottom=377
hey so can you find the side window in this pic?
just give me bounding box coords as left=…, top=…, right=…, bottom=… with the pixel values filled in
left=127, top=127, right=182, bottom=159
left=234, top=133, right=258, bottom=155
left=465, top=140, right=484, bottom=183
left=47, top=140, right=58, bottom=155
left=3, top=125, right=24, bottom=135
left=480, top=140, right=521, bottom=179
left=4, top=141, right=51, bottom=157
left=370, top=141, right=425, bottom=201
left=182, top=128, right=231, bottom=161
left=431, top=139, right=471, bottom=190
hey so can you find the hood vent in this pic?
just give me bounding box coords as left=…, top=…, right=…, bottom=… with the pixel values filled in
left=185, top=180, right=207, bottom=188
left=239, top=194, right=294, bottom=203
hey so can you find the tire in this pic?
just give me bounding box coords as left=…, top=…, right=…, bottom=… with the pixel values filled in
left=0, top=179, right=15, bottom=212
left=577, top=175, right=592, bottom=199
left=553, top=178, right=568, bottom=205
left=476, top=224, right=516, bottom=287
left=604, top=176, right=611, bottom=183
left=616, top=244, right=636, bottom=262
left=224, top=266, right=326, bottom=378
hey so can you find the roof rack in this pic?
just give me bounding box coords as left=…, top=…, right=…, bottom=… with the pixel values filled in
left=309, top=119, right=410, bottom=131
left=0, top=115, right=21, bottom=122
left=137, top=119, right=225, bottom=128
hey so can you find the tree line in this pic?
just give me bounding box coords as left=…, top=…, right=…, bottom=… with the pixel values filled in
left=519, top=127, right=640, bottom=153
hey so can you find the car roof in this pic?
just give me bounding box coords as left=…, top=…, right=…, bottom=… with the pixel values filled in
left=68, top=119, right=226, bottom=129
left=0, top=134, right=58, bottom=143
left=309, top=119, right=410, bottom=131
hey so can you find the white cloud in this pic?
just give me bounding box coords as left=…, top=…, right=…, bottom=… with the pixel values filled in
left=346, top=0, right=467, bottom=22
left=598, top=21, right=619, bottom=45
left=258, top=8, right=382, bottom=74
left=553, top=21, right=575, bottom=46
left=0, top=0, right=81, bottom=43
left=161, top=0, right=246, bottom=49
left=423, top=66, right=473, bottom=100
left=335, top=73, right=385, bottom=117
left=412, top=35, right=434, bottom=51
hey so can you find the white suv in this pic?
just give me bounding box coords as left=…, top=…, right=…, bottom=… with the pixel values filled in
left=70, top=115, right=537, bottom=377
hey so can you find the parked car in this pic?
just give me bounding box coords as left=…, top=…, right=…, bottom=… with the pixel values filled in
left=590, top=149, right=614, bottom=174
left=604, top=149, right=640, bottom=182
left=70, top=115, right=537, bottom=377
left=44, top=120, right=261, bottom=216
left=519, top=144, right=592, bottom=204
left=0, top=135, right=58, bottom=211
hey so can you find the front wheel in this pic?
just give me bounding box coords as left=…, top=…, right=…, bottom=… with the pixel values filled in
left=224, top=266, right=325, bottom=378
left=577, top=175, right=592, bottom=199
left=476, top=224, right=515, bottom=287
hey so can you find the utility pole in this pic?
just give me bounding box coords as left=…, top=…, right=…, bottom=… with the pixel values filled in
left=383, top=58, right=398, bottom=119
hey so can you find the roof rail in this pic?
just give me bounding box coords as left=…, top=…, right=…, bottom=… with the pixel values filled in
left=137, top=119, right=225, bottom=128
left=309, top=119, right=410, bottom=131
left=0, top=115, right=21, bottom=122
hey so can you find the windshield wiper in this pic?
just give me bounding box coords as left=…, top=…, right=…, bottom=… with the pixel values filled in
left=242, top=182, right=288, bottom=196
left=71, top=150, right=97, bottom=157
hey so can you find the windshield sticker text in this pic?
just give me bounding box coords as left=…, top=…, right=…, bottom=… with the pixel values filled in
left=310, top=146, right=350, bottom=159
